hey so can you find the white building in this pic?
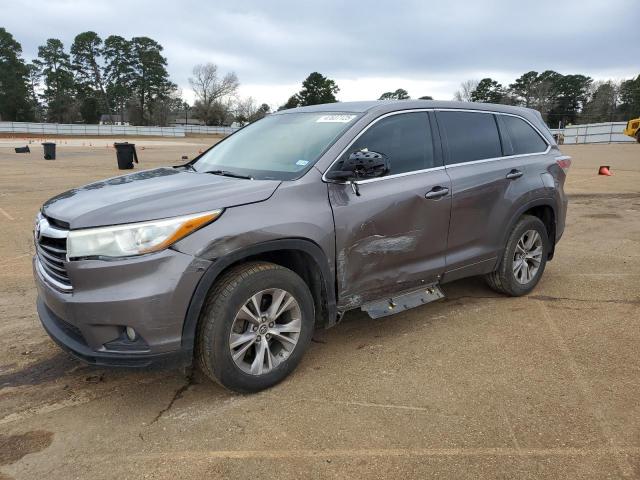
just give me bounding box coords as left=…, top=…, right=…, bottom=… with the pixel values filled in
left=99, top=114, right=129, bottom=126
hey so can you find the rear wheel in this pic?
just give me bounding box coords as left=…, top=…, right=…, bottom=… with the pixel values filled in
left=485, top=215, right=550, bottom=296
left=196, top=262, right=315, bottom=392
left=636, top=131, right=640, bottom=143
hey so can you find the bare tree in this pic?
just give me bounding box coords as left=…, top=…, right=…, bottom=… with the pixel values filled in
left=453, top=79, right=479, bottom=102
left=189, top=63, right=239, bottom=125
left=234, top=96, right=257, bottom=126
left=233, top=97, right=271, bottom=126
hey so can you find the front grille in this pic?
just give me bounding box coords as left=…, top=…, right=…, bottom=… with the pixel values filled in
left=35, top=215, right=72, bottom=291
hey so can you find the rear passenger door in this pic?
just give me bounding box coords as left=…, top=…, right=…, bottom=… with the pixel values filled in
left=327, top=111, right=452, bottom=308
left=435, top=110, right=546, bottom=281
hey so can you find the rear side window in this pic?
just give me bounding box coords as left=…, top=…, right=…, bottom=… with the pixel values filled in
left=340, top=112, right=435, bottom=175
left=437, top=111, right=502, bottom=164
left=500, top=115, right=548, bottom=155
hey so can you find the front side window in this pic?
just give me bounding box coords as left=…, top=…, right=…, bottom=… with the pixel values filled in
left=193, top=113, right=359, bottom=180
left=336, top=112, right=435, bottom=175
left=500, top=115, right=548, bottom=155
left=438, top=111, right=502, bottom=164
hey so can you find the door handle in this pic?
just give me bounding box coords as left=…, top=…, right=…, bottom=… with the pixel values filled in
left=506, top=169, right=523, bottom=180
left=425, top=186, right=449, bottom=199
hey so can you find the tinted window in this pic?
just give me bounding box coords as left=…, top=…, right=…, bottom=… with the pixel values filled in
left=338, top=112, right=434, bottom=175
left=500, top=115, right=548, bottom=155
left=438, top=111, right=502, bottom=164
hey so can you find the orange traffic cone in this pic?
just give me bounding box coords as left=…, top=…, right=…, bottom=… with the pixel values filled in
left=598, top=166, right=612, bottom=176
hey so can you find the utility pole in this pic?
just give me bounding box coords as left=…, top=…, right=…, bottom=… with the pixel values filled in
left=183, top=102, right=190, bottom=125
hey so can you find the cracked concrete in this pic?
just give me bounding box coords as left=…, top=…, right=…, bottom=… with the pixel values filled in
left=149, top=372, right=196, bottom=425
left=0, top=141, right=639, bottom=479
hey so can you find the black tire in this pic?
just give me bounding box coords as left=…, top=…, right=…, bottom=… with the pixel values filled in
left=636, top=132, right=640, bottom=143
left=196, top=261, right=315, bottom=393
left=485, top=215, right=550, bottom=296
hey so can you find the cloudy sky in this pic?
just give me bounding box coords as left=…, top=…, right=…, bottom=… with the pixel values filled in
left=3, top=0, right=638, bottom=108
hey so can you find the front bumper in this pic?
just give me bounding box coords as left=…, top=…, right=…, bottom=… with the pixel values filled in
left=34, top=248, right=211, bottom=367
left=37, top=297, right=185, bottom=367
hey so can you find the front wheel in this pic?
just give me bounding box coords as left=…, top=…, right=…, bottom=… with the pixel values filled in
left=485, top=215, right=550, bottom=296
left=196, top=262, right=315, bottom=393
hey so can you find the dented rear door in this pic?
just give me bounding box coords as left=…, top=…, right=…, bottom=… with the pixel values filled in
left=326, top=110, right=451, bottom=309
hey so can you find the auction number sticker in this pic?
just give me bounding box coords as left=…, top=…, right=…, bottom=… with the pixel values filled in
left=316, top=115, right=357, bottom=123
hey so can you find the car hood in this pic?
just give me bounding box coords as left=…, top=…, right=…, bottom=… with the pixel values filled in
left=42, top=167, right=281, bottom=229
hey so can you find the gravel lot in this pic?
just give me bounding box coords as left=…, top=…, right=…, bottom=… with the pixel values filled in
left=0, top=138, right=638, bottom=479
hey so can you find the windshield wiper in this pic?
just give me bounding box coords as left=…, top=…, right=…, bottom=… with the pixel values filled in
left=205, top=169, right=253, bottom=180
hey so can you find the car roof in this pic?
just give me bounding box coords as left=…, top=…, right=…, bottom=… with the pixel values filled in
left=275, top=100, right=536, bottom=117
left=273, top=100, right=553, bottom=144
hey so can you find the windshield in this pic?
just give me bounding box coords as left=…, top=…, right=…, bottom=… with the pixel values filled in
left=192, top=112, right=359, bottom=180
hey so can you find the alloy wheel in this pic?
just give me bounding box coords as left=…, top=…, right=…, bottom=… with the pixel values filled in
left=229, top=288, right=302, bottom=375
left=512, top=229, right=543, bottom=285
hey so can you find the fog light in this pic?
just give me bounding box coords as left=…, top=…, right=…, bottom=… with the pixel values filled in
left=125, top=326, right=137, bottom=341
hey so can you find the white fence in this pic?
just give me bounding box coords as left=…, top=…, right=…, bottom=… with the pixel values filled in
left=3, top=120, right=632, bottom=144
left=182, top=125, right=239, bottom=135
left=550, top=122, right=634, bottom=144
left=0, top=121, right=240, bottom=137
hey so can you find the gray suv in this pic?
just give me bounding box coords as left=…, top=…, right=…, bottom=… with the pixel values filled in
left=33, top=100, right=570, bottom=392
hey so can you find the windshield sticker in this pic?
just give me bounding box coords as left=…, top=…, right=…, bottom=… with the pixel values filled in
left=316, top=114, right=357, bottom=123
left=296, top=159, right=309, bottom=166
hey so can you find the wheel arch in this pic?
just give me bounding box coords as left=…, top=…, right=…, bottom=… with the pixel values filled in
left=180, top=239, right=337, bottom=361
left=500, top=199, right=557, bottom=262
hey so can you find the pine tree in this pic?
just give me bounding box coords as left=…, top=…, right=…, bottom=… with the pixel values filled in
left=34, top=39, right=76, bottom=123
left=71, top=31, right=112, bottom=123
left=129, top=37, right=175, bottom=125
left=0, top=28, right=33, bottom=121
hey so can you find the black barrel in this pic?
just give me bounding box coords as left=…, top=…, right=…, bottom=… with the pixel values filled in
left=114, top=142, right=139, bottom=170
left=42, top=142, right=56, bottom=160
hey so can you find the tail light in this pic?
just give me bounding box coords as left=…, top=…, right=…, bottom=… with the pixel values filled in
left=555, top=155, right=571, bottom=172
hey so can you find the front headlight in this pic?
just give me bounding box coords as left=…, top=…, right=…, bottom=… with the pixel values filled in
left=67, top=210, right=222, bottom=260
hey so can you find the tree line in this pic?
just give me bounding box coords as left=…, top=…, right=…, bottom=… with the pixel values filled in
left=277, top=72, right=640, bottom=128
left=2, top=27, right=639, bottom=128
left=0, top=27, right=269, bottom=126
left=0, top=27, right=178, bottom=125
left=454, top=72, right=640, bottom=127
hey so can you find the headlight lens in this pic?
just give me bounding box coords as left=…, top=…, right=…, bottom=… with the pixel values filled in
left=67, top=210, right=222, bottom=260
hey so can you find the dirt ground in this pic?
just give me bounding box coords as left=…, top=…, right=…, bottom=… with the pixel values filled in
left=0, top=138, right=638, bottom=479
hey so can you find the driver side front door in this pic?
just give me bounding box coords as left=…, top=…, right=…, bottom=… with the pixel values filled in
left=326, top=111, right=452, bottom=309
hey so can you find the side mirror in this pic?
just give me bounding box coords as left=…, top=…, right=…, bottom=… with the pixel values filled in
left=325, top=150, right=389, bottom=181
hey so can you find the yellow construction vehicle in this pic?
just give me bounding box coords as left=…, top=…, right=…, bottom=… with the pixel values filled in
left=623, top=118, right=640, bottom=142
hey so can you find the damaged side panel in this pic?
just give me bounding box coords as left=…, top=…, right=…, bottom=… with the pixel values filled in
left=328, top=169, right=452, bottom=310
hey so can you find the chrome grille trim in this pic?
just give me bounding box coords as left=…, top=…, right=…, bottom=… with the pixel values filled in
left=35, top=258, right=73, bottom=292
left=36, top=245, right=65, bottom=268
left=35, top=214, right=72, bottom=292
left=39, top=243, right=66, bottom=255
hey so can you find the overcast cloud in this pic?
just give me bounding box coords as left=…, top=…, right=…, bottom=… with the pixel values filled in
left=2, top=0, right=638, bottom=107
